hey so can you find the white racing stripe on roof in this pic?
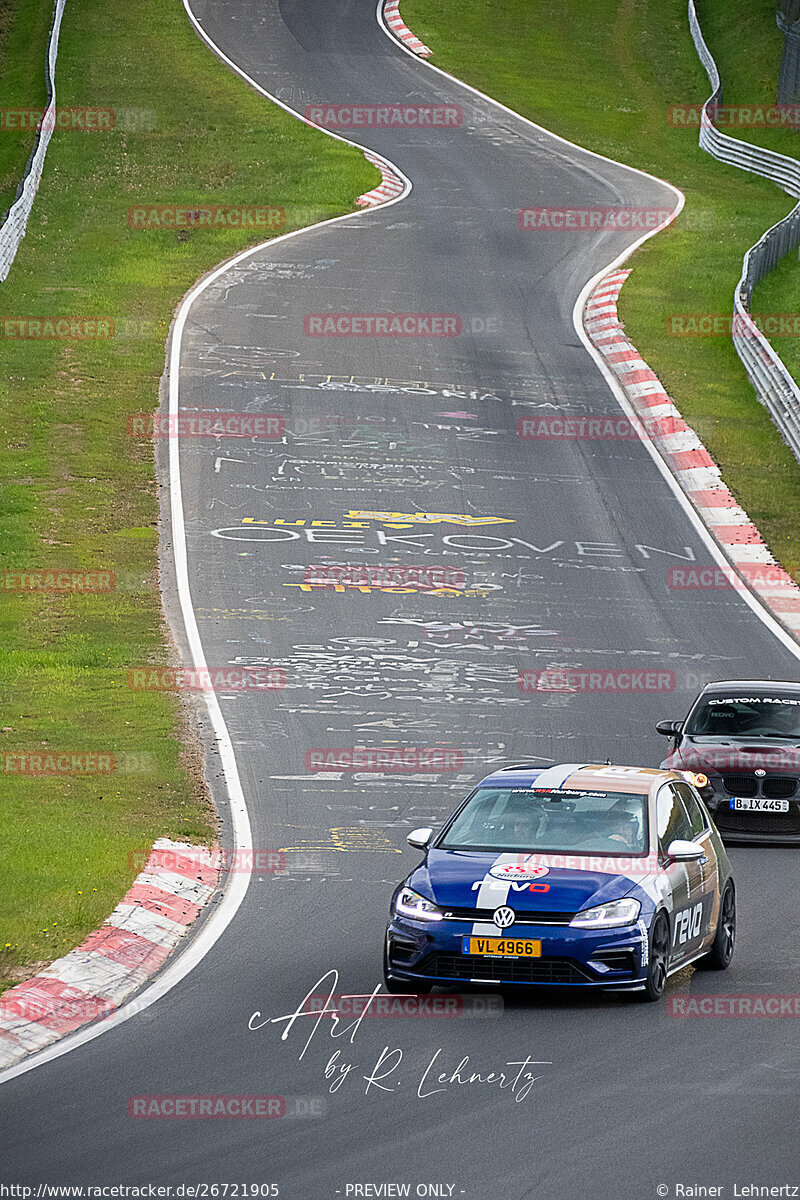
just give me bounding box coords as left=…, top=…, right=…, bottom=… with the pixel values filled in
left=528, top=763, right=588, bottom=790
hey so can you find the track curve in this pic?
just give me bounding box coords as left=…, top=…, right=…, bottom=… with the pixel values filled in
left=2, top=2, right=800, bottom=1197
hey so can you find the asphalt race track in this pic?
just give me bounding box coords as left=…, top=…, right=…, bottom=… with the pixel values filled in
left=3, top=1, right=800, bottom=1196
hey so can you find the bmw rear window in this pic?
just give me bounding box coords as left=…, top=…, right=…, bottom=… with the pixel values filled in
left=438, top=787, right=649, bottom=856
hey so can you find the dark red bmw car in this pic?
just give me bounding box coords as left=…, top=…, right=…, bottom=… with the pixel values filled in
left=657, top=679, right=800, bottom=844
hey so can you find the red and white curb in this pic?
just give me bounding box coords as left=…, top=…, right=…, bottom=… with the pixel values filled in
left=584, top=269, right=800, bottom=638
left=382, top=0, right=431, bottom=57
left=356, top=148, right=406, bottom=206
left=0, top=838, right=219, bottom=1068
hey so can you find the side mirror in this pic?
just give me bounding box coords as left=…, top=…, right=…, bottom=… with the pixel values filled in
left=666, top=838, right=706, bottom=863
left=406, top=827, right=433, bottom=850
left=656, top=719, right=683, bottom=737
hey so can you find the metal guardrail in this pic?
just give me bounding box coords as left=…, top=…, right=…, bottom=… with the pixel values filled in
left=689, top=0, right=800, bottom=462
left=778, top=1, right=800, bottom=104
left=0, top=0, right=66, bottom=283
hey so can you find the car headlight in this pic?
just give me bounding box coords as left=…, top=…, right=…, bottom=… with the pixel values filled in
left=679, top=770, right=709, bottom=788
left=569, top=898, right=641, bottom=929
left=395, top=886, right=445, bottom=922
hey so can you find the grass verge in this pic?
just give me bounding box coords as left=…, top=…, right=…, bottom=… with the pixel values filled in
left=402, top=0, right=800, bottom=574
left=0, top=0, right=376, bottom=992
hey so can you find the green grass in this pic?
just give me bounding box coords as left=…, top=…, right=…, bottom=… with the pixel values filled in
left=0, top=0, right=376, bottom=992
left=402, top=0, right=800, bottom=571
left=753, top=246, right=800, bottom=401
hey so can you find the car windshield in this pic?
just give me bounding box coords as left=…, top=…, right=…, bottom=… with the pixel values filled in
left=685, top=694, right=800, bottom=740
left=439, top=787, right=649, bottom=856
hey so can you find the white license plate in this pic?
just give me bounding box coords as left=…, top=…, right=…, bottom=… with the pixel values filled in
left=730, top=797, right=790, bottom=813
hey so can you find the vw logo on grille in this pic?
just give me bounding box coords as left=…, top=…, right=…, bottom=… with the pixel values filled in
left=492, top=906, right=516, bottom=929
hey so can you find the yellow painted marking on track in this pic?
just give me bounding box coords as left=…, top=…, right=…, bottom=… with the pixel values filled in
left=278, top=828, right=401, bottom=853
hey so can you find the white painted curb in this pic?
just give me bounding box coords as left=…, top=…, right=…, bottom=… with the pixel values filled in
left=382, top=0, right=431, bottom=56
left=583, top=271, right=800, bottom=644
left=0, top=840, right=219, bottom=1069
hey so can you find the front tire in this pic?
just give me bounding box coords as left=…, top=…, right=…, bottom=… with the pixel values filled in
left=638, top=913, right=670, bottom=1002
left=697, top=883, right=735, bottom=970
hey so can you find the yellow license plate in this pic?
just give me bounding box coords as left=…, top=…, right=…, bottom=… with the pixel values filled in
left=463, top=936, right=542, bottom=957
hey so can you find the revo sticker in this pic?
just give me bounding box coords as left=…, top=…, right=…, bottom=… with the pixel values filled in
left=673, top=901, right=703, bottom=946
left=472, top=880, right=550, bottom=893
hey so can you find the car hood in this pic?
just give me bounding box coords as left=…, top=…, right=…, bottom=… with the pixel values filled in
left=408, top=849, right=643, bottom=914
left=665, top=737, right=800, bottom=775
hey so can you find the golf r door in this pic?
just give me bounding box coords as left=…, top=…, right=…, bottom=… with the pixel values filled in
left=656, top=782, right=707, bottom=968
left=672, top=778, right=720, bottom=953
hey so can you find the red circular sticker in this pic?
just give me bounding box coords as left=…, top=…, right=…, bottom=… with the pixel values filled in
left=489, top=862, right=549, bottom=881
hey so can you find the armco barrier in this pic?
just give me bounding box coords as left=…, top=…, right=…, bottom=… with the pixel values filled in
left=688, top=0, right=800, bottom=463
left=0, top=0, right=66, bottom=282
left=778, top=1, right=800, bottom=106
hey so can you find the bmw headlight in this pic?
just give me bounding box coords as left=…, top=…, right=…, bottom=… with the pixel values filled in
left=679, top=770, right=709, bottom=789
left=395, top=886, right=444, bottom=922
left=569, top=898, right=641, bottom=929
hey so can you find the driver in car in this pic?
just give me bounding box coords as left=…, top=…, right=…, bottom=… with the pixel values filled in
left=605, top=804, right=639, bottom=849
left=500, top=800, right=543, bottom=848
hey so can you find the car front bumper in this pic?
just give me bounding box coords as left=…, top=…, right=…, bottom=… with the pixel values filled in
left=385, top=914, right=650, bottom=989
left=703, top=792, right=800, bottom=844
